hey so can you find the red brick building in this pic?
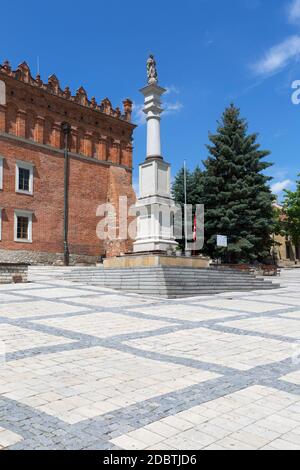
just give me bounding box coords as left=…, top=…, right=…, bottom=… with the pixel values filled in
left=0, top=60, right=136, bottom=264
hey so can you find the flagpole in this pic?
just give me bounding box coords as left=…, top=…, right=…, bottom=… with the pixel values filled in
left=184, top=160, right=188, bottom=253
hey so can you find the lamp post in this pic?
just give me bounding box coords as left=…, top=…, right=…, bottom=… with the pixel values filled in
left=61, top=122, right=72, bottom=266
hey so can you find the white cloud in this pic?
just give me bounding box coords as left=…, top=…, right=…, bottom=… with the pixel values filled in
left=132, top=103, right=145, bottom=125
left=132, top=177, right=139, bottom=196
left=133, top=99, right=183, bottom=125
left=203, top=30, right=214, bottom=47
left=288, top=0, right=300, bottom=24
left=252, top=1, right=300, bottom=76
left=271, top=179, right=293, bottom=194
left=133, top=83, right=183, bottom=124
left=253, top=35, right=300, bottom=76
left=165, top=85, right=180, bottom=95
left=164, top=101, right=184, bottom=116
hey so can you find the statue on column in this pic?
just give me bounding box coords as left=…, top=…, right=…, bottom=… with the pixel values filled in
left=147, top=54, right=158, bottom=84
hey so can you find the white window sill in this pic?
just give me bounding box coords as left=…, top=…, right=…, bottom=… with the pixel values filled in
left=14, top=238, right=33, bottom=244
left=16, top=190, right=33, bottom=196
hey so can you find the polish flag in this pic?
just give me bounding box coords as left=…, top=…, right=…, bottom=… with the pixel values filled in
left=193, top=214, right=197, bottom=242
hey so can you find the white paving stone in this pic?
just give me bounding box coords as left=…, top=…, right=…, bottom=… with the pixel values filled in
left=110, top=386, right=300, bottom=450
left=36, top=311, right=171, bottom=338
left=0, top=324, right=73, bottom=353
left=1, top=345, right=218, bottom=424
left=126, top=327, right=294, bottom=371
left=0, top=428, right=23, bottom=448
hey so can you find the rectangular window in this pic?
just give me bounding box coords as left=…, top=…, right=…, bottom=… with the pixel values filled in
left=18, top=168, right=30, bottom=192
left=16, top=161, right=34, bottom=195
left=14, top=210, right=33, bottom=243
left=17, top=216, right=29, bottom=240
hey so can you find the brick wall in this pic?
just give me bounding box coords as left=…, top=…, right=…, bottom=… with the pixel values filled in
left=105, top=166, right=136, bottom=258
left=0, top=60, right=136, bottom=265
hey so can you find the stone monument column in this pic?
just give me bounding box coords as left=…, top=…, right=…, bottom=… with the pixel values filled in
left=142, top=85, right=164, bottom=159
left=133, top=56, right=178, bottom=253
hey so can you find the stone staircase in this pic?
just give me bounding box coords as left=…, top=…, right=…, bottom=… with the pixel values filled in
left=29, top=266, right=280, bottom=298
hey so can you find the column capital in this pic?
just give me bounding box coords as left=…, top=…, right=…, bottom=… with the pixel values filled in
left=84, top=130, right=93, bottom=138
left=139, top=83, right=167, bottom=97
left=16, top=109, right=27, bottom=117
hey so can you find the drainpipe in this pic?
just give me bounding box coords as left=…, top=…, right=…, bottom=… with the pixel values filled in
left=61, top=122, right=72, bottom=266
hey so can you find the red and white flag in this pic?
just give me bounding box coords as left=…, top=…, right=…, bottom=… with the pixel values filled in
left=193, top=214, right=197, bottom=242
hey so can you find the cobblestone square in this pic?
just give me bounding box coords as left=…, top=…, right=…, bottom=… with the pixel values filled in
left=0, top=269, right=300, bottom=450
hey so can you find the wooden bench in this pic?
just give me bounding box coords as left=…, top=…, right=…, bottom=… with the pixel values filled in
left=261, top=265, right=281, bottom=277
left=221, top=264, right=255, bottom=274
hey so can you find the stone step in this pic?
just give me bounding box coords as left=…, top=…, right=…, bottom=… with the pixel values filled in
left=68, top=278, right=251, bottom=284
left=79, top=283, right=279, bottom=293
left=64, top=280, right=271, bottom=289
left=117, top=283, right=279, bottom=291
left=75, top=277, right=270, bottom=284
left=63, top=273, right=259, bottom=280
left=80, top=280, right=278, bottom=289
left=30, top=266, right=262, bottom=278
left=28, top=265, right=279, bottom=298
left=88, top=287, right=279, bottom=298
left=70, top=268, right=253, bottom=275
left=74, top=273, right=257, bottom=280
left=73, top=277, right=271, bottom=286
left=66, top=267, right=252, bottom=273
left=99, top=285, right=278, bottom=292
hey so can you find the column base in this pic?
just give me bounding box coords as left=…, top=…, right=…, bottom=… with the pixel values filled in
left=133, top=239, right=178, bottom=253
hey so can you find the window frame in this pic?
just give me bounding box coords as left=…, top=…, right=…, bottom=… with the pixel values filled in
left=14, top=209, right=33, bottom=243
left=15, top=160, right=34, bottom=195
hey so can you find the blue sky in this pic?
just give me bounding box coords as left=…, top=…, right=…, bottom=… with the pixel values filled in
left=2, top=0, right=300, bottom=199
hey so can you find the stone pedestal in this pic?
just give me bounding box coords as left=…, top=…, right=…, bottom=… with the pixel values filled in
left=104, top=254, right=210, bottom=270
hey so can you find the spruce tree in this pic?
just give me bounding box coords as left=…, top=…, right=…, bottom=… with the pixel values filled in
left=172, top=166, right=193, bottom=208
left=201, top=104, right=274, bottom=263
left=172, top=166, right=204, bottom=248
left=172, top=165, right=204, bottom=207
left=191, top=166, right=204, bottom=207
